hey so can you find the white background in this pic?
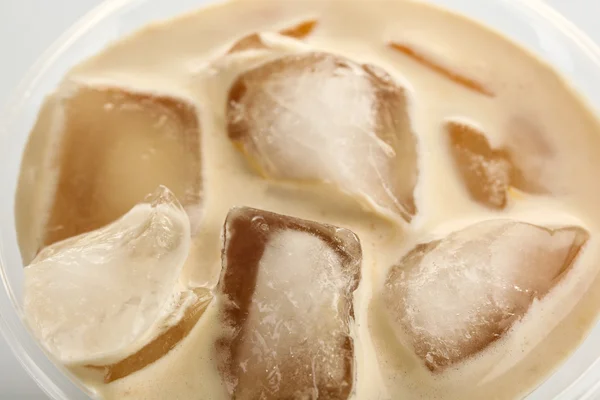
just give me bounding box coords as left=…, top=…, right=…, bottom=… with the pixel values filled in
left=0, top=0, right=599, bottom=398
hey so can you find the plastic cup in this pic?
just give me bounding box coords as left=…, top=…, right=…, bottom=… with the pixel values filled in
left=2, top=0, right=600, bottom=398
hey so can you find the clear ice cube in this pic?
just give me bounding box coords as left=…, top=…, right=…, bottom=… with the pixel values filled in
left=447, top=121, right=555, bottom=209
left=227, top=19, right=318, bottom=53
left=41, top=86, right=201, bottom=249
left=226, top=52, right=418, bottom=221
left=389, top=42, right=493, bottom=97
left=217, top=207, right=362, bottom=399
left=383, top=219, right=588, bottom=371
left=24, top=186, right=200, bottom=367
left=447, top=121, right=513, bottom=209
left=278, top=19, right=318, bottom=39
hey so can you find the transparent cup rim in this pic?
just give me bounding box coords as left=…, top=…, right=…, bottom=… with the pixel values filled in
left=2, top=0, right=600, bottom=399
left=0, top=3, right=139, bottom=399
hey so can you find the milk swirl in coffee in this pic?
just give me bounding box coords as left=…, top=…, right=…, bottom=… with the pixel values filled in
left=15, top=1, right=600, bottom=399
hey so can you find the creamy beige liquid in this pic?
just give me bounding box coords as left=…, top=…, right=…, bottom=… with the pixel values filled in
left=15, top=0, right=600, bottom=399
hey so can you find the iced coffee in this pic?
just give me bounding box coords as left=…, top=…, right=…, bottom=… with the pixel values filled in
left=16, top=1, right=600, bottom=399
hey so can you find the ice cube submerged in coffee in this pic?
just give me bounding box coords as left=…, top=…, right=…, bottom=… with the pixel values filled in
left=15, top=1, right=600, bottom=399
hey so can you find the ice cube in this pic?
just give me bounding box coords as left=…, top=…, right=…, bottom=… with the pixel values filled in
left=227, top=19, right=318, bottom=53
left=24, top=186, right=200, bottom=367
left=89, top=287, right=212, bottom=383
left=447, top=121, right=551, bottom=209
left=279, top=19, right=318, bottom=39
left=389, top=42, right=493, bottom=97
left=227, top=52, right=418, bottom=221
left=217, top=207, right=362, bottom=399
left=228, top=33, right=268, bottom=54
left=447, top=121, right=512, bottom=209
left=41, top=86, right=201, bottom=249
left=383, top=219, right=588, bottom=371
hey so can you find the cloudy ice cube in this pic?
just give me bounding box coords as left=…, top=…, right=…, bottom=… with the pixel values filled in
left=217, top=207, right=362, bottom=399
left=24, top=186, right=200, bottom=367
left=383, top=219, right=588, bottom=371
left=226, top=52, right=418, bottom=222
